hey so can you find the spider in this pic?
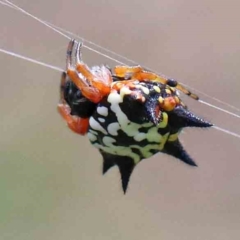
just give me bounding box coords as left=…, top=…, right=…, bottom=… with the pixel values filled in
left=58, top=39, right=212, bottom=193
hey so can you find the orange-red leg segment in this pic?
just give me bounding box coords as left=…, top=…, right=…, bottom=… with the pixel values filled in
left=58, top=103, right=89, bottom=135
left=113, top=66, right=199, bottom=100
left=58, top=72, right=89, bottom=135
left=66, top=40, right=112, bottom=103
left=113, top=65, right=143, bottom=78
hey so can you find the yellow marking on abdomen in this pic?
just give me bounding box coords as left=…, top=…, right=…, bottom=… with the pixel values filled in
left=168, top=132, right=179, bottom=142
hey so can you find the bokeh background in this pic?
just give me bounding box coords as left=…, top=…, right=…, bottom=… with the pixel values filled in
left=1, top=0, right=240, bottom=239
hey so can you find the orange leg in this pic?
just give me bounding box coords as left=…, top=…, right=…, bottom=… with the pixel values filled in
left=58, top=103, right=89, bottom=135
left=113, top=65, right=143, bottom=78
left=134, top=71, right=199, bottom=100
left=114, top=65, right=199, bottom=100
left=66, top=40, right=112, bottom=103
left=58, top=72, right=89, bottom=135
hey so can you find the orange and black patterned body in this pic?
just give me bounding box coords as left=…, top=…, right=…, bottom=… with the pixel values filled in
left=58, top=40, right=212, bottom=193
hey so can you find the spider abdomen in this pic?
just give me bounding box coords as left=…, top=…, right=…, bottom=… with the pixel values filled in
left=86, top=80, right=211, bottom=192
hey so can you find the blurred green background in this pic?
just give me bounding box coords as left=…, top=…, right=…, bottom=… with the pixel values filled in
left=0, top=0, right=240, bottom=239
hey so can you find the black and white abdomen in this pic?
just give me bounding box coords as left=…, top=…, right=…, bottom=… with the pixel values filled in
left=88, top=90, right=170, bottom=164
left=87, top=80, right=212, bottom=192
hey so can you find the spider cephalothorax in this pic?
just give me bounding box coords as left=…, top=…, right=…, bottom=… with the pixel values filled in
left=58, top=40, right=212, bottom=193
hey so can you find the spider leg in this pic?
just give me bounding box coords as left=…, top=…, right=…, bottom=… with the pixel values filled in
left=113, top=66, right=198, bottom=100
left=113, top=65, right=143, bottom=78
left=66, top=40, right=108, bottom=103
left=58, top=103, right=89, bottom=135
left=168, top=80, right=199, bottom=100
left=133, top=70, right=199, bottom=100
left=139, top=71, right=199, bottom=100
left=74, top=41, right=112, bottom=96
left=58, top=72, right=89, bottom=135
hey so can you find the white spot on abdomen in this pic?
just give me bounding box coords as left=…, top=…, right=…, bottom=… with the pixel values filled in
left=89, top=117, right=107, bottom=134
left=134, top=132, right=146, bottom=142
left=87, top=132, right=97, bottom=142
left=97, top=106, right=108, bottom=116
left=98, top=118, right=105, bottom=123
left=135, top=84, right=150, bottom=95
left=107, top=122, right=120, bottom=136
